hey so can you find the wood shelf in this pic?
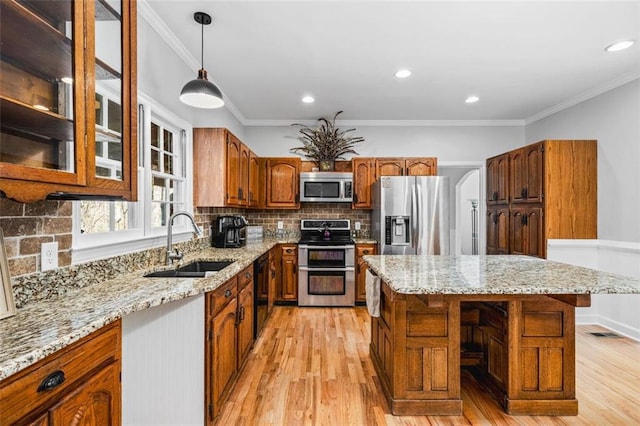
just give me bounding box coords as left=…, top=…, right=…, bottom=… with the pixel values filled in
left=1, top=1, right=73, bottom=80
left=0, top=96, right=74, bottom=142
left=18, top=0, right=120, bottom=27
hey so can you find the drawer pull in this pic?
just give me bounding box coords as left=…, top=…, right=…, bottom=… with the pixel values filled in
left=363, top=250, right=370, bottom=254
left=224, top=289, right=232, bottom=298
left=245, top=272, right=252, bottom=279
left=38, top=370, right=65, bottom=392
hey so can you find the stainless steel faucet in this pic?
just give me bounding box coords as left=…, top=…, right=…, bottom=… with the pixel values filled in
left=166, top=211, right=202, bottom=265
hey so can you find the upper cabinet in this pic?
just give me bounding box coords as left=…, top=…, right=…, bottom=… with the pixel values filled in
left=193, top=128, right=261, bottom=208
left=376, top=157, right=437, bottom=177
left=264, top=158, right=300, bottom=209
left=0, top=0, right=137, bottom=202
left=509, top=142, right=543, bottom=204
left=352, top=158, right=376, bottom=209
left=352, top=157, right=437, bottom=209
left=486, top=153, right=509, bottom=205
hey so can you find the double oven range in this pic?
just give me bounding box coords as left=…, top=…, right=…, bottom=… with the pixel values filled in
left=298, top=219, right=355, bottom=307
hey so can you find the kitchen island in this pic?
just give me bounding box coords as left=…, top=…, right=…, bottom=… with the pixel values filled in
left=362, top=255, right=640, bottom=416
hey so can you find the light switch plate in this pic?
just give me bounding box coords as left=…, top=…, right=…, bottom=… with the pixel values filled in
left=277, top=221, right=284, bottom=229
left=355, top=221, right=361, bottom=230
left=41, top=242, right=58, bottom=271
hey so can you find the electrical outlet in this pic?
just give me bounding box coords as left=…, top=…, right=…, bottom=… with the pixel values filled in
left=277, top=221, right=284, bottom=230
left=355, top=221, right=361, bottom=230
left=41, top=242, right=59, bottom=271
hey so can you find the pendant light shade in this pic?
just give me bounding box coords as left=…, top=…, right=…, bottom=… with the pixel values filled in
left=180, top=12, right=224, bottom=109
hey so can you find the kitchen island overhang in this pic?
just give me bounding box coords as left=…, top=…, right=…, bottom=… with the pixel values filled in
left=362, top=255, right=640, bottom=417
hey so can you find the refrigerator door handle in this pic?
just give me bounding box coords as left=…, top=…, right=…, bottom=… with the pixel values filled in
left=411, top=182, right=419, bottom=252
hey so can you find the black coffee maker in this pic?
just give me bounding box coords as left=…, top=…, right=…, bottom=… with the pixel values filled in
left=212, top=215, right=248, bottom=248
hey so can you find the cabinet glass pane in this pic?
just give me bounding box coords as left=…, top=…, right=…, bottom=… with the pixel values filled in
left=0, top=0, right=76, bottom=172
left=94, top=0, right=123, bottom=181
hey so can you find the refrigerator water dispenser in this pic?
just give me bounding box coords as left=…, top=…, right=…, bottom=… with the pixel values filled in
left=385, top=216, right=410, bottom=245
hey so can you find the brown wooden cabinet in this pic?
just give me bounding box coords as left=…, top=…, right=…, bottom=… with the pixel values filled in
left=510, top=143, right=543, bottom=204
left=205, top=265, right=255, bottom=423
left=352, top=158, right=376, bottom=209
left=486, top=140, right=596, bottom=258
left=268, top=246, right=279, bottom=310
left=510, top=207, right=543, bottom=257
left=376, top=157, right=437, bottom=177
left=265, top=158, right=300, bottom=209
left=248, top=151, right=261, bottom=208
left=0, top=0, right=137, bottom=202
left=355, top=243, right=377, bottom=303
left=277, top=244, right=298, bottom=302
left=193, top=128, right=260, bottom=208
left=0, top=320, right=121, bottom=425
left=486, top=208, right=510, bottom=254
left=237, top=267, right=255, bottom=366
left=353, top=157, right=437, bottom=209
left=486, top=153, right=509, bottom=205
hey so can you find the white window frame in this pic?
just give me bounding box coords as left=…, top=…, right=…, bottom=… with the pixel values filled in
left=72, top=92, right=194, bottom=264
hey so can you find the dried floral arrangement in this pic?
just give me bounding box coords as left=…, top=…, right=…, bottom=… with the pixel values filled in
left=290, top=111, right=364, bottom=170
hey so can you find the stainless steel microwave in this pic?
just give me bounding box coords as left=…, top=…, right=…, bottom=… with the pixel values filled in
left=299, top=172, right=353, bottom=202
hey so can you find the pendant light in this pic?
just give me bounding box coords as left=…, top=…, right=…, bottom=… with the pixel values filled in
left=179, top=12, right=224, bottom=109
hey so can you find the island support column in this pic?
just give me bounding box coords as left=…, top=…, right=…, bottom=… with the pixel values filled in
left=370, top=282, right=463, bottom=415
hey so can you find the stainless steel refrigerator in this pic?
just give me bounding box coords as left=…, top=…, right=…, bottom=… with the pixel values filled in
left=372, top=176, right=450, bottom=255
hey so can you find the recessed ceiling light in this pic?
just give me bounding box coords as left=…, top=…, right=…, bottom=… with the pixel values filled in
left=302, top=96, right=315, bottom=103
left=465, top=96, right=480, bottom=104
left=605, top=40, right=634, bottom=52
left=395, top=69, right=411, bottom=78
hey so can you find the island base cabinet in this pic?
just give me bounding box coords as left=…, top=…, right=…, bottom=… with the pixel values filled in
left=371, top=282, right=583, bottom=416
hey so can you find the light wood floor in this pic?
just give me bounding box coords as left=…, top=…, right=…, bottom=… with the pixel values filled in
left=215, top=306, right=640, bottom=425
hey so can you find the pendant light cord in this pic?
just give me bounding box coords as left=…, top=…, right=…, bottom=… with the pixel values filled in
left=200, top=18, right=204, bottom=69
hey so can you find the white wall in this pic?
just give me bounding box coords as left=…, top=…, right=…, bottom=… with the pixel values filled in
left=137, top=16, right=245, bottom=138
left=548, top=240, right=640, bottom=341
left=526, top=79, right=640, bottom=242
left=244, top=125, right=524, bottom=160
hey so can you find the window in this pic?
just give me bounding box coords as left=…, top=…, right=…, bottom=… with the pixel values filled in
left=73, top=92, right=193, bottom=263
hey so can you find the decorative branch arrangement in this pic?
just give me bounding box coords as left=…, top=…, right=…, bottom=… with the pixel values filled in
left=290, top=111, right=364, bottom=170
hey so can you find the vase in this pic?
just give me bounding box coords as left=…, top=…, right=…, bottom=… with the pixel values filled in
left=318, top=160, right=334, bottom=171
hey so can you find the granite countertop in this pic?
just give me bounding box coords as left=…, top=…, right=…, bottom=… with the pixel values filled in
left=363, top=254, right=640, bottom=295
left=0, top=240, right=285, bottom=381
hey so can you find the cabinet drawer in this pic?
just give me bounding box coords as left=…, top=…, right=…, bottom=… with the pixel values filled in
left=0, top=320, right=121, bottom=425
left=238, top=265, right=254, bottom=291
left=356, top=245, right=376, bottom=257
left=208, top=276, right=238, bottom=317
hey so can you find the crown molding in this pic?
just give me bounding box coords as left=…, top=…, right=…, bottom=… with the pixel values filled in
left=243, top=119, right=525, bottom=127
left=524, top=72, right=640, bottom=125
left=137, top=0, right=248, bottom=125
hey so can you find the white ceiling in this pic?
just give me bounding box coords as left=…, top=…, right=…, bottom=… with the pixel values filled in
left=144, top=0, right=640, bottom=124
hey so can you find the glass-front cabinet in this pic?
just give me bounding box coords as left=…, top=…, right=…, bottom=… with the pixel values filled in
left=0, top=0, right=137, bottom=202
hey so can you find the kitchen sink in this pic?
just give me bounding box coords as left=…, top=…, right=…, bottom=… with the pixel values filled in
left=144, top=260, right=234, bottom=278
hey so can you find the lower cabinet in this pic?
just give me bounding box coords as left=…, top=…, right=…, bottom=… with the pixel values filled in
left=486, top=208, right=509, bottom=254
left=355, top=243, right=377, bottom=303
left=205, top=264, right=255, bottom=423
left=0, top=320, right=122, bottom=425
left=276, top=244, right=298, bottom=302
left=510, top=207, right=544, bottom=257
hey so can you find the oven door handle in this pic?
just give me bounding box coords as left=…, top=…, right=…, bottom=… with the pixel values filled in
left=298, top=245, right=355, bottom=250
left=298, top=266, right=355, bottom=272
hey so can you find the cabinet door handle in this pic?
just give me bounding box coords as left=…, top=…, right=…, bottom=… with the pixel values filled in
left=521, top=188, right=526, bottom=199
left=524, top=187, right=528, bottom=199
left=240, top=306, right=245, bottom=321
left=245, top=272, right=252, bottom=279
left=363, top=249, right=370, bottom=254
left=286, top=249, right=292, bottom=253
left=295, top=193, right=300, bottom=203
left=493, top=191, right=498, bottom=201
left=224, top=289, right=232, bottom=298
left=38, top=370, right=65, bottom=392
left=353, top=193, right=359, bottom=203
